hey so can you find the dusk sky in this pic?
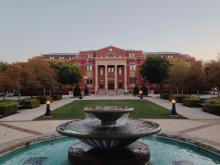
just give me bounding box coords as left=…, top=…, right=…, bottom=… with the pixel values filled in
left=0, top=0, right=220, bottom=62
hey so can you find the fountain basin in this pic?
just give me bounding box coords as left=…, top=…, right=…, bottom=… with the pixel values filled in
left=0, top=136, right=219, bottom=165
left=56, top=119, right=161, bottom=149
left=84, top=106, right=133, bottom=126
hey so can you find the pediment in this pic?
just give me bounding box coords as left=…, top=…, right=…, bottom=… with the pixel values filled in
left=96, top=46, right=125, bottom=54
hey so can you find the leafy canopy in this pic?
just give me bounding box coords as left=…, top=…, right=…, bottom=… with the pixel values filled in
left=141, top=57, right=170, bottom=84
left=50, top=62, right=81, bottom=85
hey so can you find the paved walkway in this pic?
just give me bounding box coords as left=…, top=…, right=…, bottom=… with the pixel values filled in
left=0, top=119, right=220, bottom=152
left=0, top=96, right=76, bottom=122
left=145, top=95, right=220, bottom=119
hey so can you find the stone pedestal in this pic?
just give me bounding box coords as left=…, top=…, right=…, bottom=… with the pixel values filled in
left=68, top=141, right=150, bottom=165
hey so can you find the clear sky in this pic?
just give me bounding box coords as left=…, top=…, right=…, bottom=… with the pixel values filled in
left=0, top=0, right=220, bottom=62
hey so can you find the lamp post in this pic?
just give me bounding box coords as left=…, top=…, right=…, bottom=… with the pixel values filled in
left=170, top=99, right=177, bottom=115
left=44, top=101, right=51, bottom=117
left=139, top=90, right=143, bottom=99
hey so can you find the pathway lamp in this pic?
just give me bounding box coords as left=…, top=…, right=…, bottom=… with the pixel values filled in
left=170, top=99, right=177, bottom=116
left=44, top=101, right=51, bottom=117
left=139, top=90, right=143, bottom=99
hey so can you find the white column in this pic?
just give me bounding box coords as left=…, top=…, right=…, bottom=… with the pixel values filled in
left=95, top=65, right=98, bottom=94
left=105, top=65, right=108, bottom=91
left=124, top=65, right=127, bottom=91
left=114, top=65, right=117, bottom=93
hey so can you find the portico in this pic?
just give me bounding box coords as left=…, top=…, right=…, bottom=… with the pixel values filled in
left=95, top=57, right=127, bottom=95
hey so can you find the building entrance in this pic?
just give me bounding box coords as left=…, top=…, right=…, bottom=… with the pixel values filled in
left=108, top=81, right=114, bottom=90
left=118, top=82, right=123, bottom=89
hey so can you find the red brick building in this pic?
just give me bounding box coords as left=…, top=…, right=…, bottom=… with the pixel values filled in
left=30, top=46, right=195, bottom=95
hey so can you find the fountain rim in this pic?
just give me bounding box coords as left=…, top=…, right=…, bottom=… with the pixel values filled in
left=83, top=106, right=134, bottom=113
left=1, top=133, right=220, bottom=158
left=56, top=120, right=161, bottom=139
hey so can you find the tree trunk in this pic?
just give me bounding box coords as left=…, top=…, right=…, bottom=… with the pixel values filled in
left=197, top=89, right=200, bottom=98
left=18, top=91, right=21, bottom=103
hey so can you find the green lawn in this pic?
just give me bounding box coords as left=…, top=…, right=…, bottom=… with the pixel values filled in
left=38, top=99, right=184, bottom=120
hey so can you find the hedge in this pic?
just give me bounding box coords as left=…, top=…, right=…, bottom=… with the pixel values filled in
left=20, top=98, right=40, bottom=109
left=160, top=93, right=171, bottom=100
left=38, top=96, right=53, bottom=104
left=203, top=97, right=220, bottom=116
left=203, top=104, right=220, bottom=116
left=182, top=97, right=200, bottom=107
left=170, top=94, right=190, bottom=103
left=51, top=95, right=62, bottom=101
left=0, top=100, right=18, bottom=117
left=73, top=85, right=82, bottom=97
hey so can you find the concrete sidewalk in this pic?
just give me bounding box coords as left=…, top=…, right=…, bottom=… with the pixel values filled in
left=0, top=96, right=76, bottom=122
left=145, top=95, right=220, bottom=119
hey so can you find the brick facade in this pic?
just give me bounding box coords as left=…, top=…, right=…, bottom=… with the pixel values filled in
left=30, top=46, right=195, bottom=95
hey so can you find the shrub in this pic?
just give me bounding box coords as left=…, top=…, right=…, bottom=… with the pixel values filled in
left=84, top=86, right=89, bottom=96
left=51, top=95, right=62, bottom=101
left=170, top=94, right=190, bottom=103
left=38, top=96, right=53, bottom=104
left=133, top=85, right=139, bottom=96
left=73, top=84, right=81, bottom=97
left=0, top=100, right=17, bottom=117
left=182, top=96, right=200, bottom=107
left=20, top=98, right=40, bottom=109
left=203, top=97, right=220, bottom=116
left=141, top=84, right=148, bottom=96
left=160, top=93, right=171, bottom=100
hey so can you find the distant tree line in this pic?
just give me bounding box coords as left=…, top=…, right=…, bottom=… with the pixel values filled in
left=140, top=57, right=220, bottom=97
left=0, top=61, right=81, bottom=100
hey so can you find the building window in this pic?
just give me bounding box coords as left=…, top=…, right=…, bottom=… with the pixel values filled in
left=100, top=68, right=103, bottom=75
left=108, top=67, right=114, bottom=73
left=49, top=57, right=54, bottom=60
left=87, top=64, right=92, bottom=71
left=119, top=68, right=122, bottom=75
left=87, top=53, right=93, bottom=58
left=129, top=64, right=136, bottom=70
left=129, top=77, right=136, bottom=84
left=86, top=79, right=93, bottom=85
left=129, top=53, right=135, bottom=58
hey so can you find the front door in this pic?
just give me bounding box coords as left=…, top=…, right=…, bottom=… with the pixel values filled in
left=108, top=81, right=114, bottom=89
left=118, top=81, right=123, bottom=89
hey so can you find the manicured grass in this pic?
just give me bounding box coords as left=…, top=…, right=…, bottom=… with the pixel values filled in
left=38, top=100, right=184, bottom=120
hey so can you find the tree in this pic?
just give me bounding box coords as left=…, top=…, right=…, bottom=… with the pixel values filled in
left=184, top=61, right=206, bottom=96
left=167, top=61, right=189, bottom=94
left=50, top=62, right=81, bottom=85
left=133, top=84, right=139, bottom=96
left=3, top=64, right=23, bottom=101
left=141, top=84, right=148, bottom=96
left=84, top=85, right=89, bottom=96
left=205, top=60, right=220, bottom=97
left=0, top=61, right=11, bottom=72
left=73, top=84, right=81, bottom=97
left=20, top=61, right=59, bottom=96
left=140, top=57, right=170, bottom=92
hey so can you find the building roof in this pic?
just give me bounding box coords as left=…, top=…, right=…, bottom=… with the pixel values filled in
left=42, top=53, right=79, bottom=56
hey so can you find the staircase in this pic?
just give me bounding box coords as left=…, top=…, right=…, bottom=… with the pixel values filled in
left=117, top=89, right=125, bottom=95
left=108, top=89, right=115, bottom=96
left=96, top=88, right=105, bottom=96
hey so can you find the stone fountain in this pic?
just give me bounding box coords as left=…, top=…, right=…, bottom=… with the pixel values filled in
left=56, top=106, right=161, bottom=165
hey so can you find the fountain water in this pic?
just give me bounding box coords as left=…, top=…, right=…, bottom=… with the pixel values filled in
left=56, top=106, right=161, bottom=165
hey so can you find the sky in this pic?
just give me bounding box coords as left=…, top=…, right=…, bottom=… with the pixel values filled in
left=0, top=0, right=220, bottom=62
